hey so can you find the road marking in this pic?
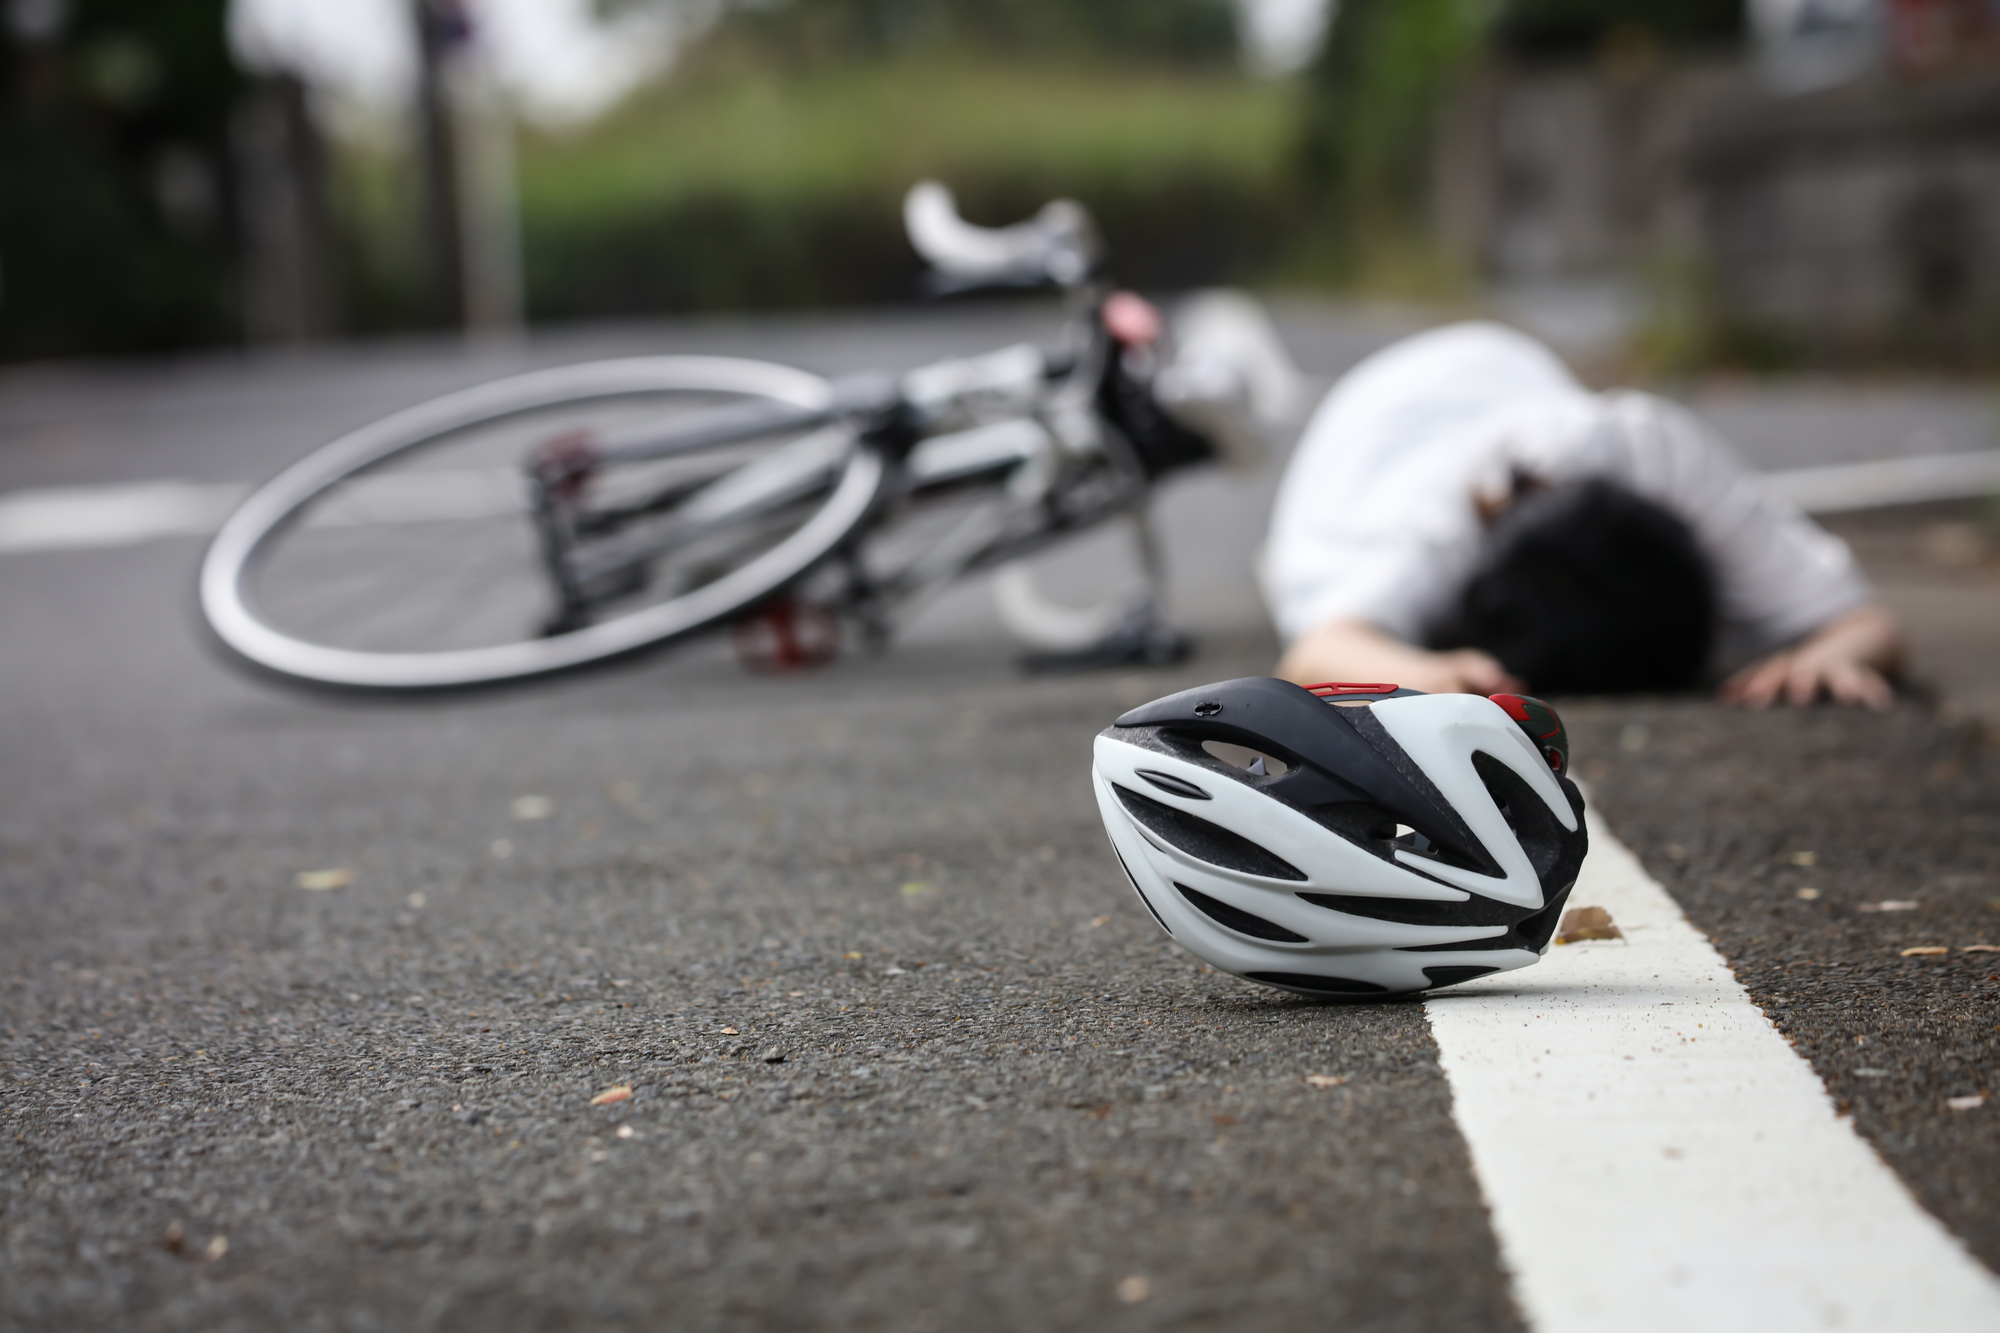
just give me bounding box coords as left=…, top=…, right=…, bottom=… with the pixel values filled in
left=1765, top=447, right=2000, bottom=514
left=0, top=472, right=528, bottom=554
left=1426, top=804, right=2000, bottom=1333
left=0, top=481, right=245, bottom=553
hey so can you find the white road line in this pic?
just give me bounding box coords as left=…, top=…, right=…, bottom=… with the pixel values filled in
left=0, top=481, right=245, bottom=553
left=1426, top=805, right=2000, bottom=1333
left=0, top=472, right=527, bottom=554
left=1767, top=448, right=2000, bottom=514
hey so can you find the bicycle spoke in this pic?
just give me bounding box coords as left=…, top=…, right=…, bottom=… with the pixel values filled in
left=346, top=548, right=544, bottom=651
left=323, top=543, right=537, bottom=651
left=262, top=521, right=535, bottom=645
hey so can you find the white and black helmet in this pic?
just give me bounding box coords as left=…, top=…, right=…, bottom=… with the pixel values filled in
left=1091, top=678, right=1586, bottom=997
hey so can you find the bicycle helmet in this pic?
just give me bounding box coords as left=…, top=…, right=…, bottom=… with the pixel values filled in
left=1090, top=678, right=1586, bottom=997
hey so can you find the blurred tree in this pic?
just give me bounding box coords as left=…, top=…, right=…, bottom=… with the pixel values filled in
left=0, top=0, right=242, bottom=359
left=1296, top=0, right=1483, bottom=277
left=1295, top=0, right=1745, bottom=283
left=714, top=0, right=1240, bottom=69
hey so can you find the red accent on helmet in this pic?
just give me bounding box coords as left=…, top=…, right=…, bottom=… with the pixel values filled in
left=1305, top=682, right=1399, bottom=695
left=1491, top=693, right=1569, bottom=770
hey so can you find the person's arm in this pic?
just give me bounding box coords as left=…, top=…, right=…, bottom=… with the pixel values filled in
left=1718, top=603, right=1903, bottom=710
left=1276, top=617, right=1525, bottom=696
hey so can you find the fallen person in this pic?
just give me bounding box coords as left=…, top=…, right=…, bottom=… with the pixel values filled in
left=1260, top=322, right=1902, bottom=706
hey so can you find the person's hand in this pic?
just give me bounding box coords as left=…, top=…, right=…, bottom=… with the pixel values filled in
left=1277, top=618, right=1525, bottom=696
left=1720, top=648, right=1891, bottom=709
left=1719, top=604, right=1901, bottom=710
left=1396, top=648, right=1525, bottom=696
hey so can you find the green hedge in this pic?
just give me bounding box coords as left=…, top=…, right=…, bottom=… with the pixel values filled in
left=513, top=57, right=1306, bottom=316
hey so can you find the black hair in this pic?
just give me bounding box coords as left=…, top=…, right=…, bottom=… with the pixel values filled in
left=1431, top=478, right=1716, bottom=693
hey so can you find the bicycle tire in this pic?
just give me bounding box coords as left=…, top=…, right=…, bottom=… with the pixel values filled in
left=199, top=356, right=884, bottom=690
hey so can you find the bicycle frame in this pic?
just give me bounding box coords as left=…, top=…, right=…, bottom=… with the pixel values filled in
left=197, top=181, right=1272, bottom=690
left=525, top=291, right=1170, bottom=643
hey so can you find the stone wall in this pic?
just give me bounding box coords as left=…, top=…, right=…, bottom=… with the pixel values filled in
left=1685, top=71, right=2000, bottom=361
left=1433, top=58, right=2000, bottom=363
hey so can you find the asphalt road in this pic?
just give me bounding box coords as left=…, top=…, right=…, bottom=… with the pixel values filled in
left=3, top=304, right=1998, bottom=1330
left=4, top=631, right=1532, bottom=1332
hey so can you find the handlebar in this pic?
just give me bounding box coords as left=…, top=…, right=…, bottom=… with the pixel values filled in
left=902, top=181, right=1101, bottom=293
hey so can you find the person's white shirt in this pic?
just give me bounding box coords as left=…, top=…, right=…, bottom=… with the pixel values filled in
left=1259, top=321, right=1868, bottom=662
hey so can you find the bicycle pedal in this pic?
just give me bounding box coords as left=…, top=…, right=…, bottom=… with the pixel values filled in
left=733, top=596, right=842, bottom=674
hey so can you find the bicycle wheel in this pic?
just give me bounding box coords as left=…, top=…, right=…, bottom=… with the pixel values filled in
left=199, top=356, right=885, bottom=689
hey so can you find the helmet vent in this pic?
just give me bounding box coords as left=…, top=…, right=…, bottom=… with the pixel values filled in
left=1243, top=972, right=1388, bottom=995
left=1338, top=709, right=1501, bottom=875
left=1174, top=882, right=1307, bottom=943
left=1112, top=785, right=1306, bottom=881
left=1137, top=769, right=1211, bottom=801
left=1470, top=751, right=1586, bottom=884
left=1305, top=802, right=1491, bottom=876
left=1199, top=740, right=1290, bottom=779
left=1298, top=890, right=1521, bottom=928
left=1393, top=878, right=1577, bottom=953
left=1422, top=965, right=1498, bottom=989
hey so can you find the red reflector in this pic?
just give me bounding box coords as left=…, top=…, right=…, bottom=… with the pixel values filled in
left=1102, top=291, right=1163, bottom=347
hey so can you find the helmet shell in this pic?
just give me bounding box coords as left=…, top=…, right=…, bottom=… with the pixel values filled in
left=1091, top=677, right=1586, bottom=996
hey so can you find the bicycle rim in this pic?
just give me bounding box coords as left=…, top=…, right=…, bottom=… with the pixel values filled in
left=200, top=356, right=882, bottom=689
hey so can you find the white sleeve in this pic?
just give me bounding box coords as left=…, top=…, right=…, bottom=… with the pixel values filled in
left=1259, top=390, right=1489, bottom=646
left=1260, top=504, right=1479, bottom=645
left=1554, top=393, right=1870, bottom=648
left=1259, top=322, right=1582, bottom=645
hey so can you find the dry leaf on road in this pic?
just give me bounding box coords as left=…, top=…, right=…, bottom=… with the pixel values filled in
left=1900, top=946, right=1949, bottom=957
left=590, top=1085, right=633, bottom=1106
left=295, top=868, right=352, bottom=891
left=1557, top=906, right=1623, bottom=943
left=1305, top=1074, right=1347, bottom=1088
